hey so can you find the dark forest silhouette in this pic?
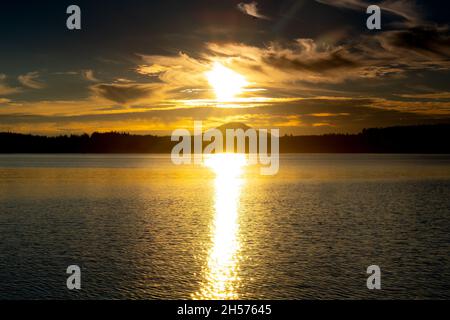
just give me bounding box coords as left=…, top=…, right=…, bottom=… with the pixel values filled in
left=0, top=124, right=449, bottom=153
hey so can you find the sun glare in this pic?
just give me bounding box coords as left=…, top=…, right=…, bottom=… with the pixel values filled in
left=203, top=153, right=247, bottom=177
left=193, top=153, right=247, bottom=299
left=206, top=62, right=248, bottom=102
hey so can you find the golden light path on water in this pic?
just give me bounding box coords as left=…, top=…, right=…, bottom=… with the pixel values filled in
left=193, top=153, right=247, bottom=300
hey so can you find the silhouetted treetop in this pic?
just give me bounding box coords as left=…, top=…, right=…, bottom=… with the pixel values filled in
left=0, top=124, right=449, bottom=153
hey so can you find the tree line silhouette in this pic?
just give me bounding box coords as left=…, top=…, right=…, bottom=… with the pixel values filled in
left=0, top=124, right=449, bottom=153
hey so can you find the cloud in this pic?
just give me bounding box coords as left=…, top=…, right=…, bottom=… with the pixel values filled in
left=139, top=52, right=209, bottom=87
left=1, top=96, right=448, bottom=135
left=54, top=71, right=79, bottom=75
left=18, top=72, right=45, bottom=89
left=376, top=26, right=450, bottom=62
left=310, top=113, right=350, bottom=117
left=315, top=0, right=366, bottom=10
left=315, top=0, right=421, bottom=24
left=378, top=0, right=422, bottom=25
left=136, top=64, right=172, bottom=75
left=91, top=83, right=163, bottom=105
left=205, top=40, right=396, bottom=84
left=137, top=32, right=450, bottom=100
left=371, top=98, right=450, bottom=115
left=397, top=92, right=450, bottom=100
left=82, top=69, right=99, bottom=82
left=262, top=42, right=359, bottom=73
left=132, top=2, right=448, bottom=100
left=237, top=2, right=270, bottom=20
left=0, top=74, right=21, bottom=95
left=140, top=40, right=362, bottom=92
left=114, top=78, right=135, bottom=83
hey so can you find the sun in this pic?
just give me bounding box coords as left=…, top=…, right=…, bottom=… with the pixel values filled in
left=206, top=62, right=248, bottom=102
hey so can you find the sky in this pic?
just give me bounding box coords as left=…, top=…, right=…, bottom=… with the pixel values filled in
left=0, top=0, right=449, bottom=135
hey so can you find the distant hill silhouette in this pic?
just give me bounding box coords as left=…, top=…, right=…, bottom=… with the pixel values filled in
left=216, top=122, right=252, bottom=132
left=0, top=123, right=449, bottom=153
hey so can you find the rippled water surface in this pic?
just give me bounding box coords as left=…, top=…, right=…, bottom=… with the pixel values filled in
left=0, top=154, right=449, bottom=299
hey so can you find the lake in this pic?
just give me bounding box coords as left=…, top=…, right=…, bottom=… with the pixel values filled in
left=0, top=154, right=449, bottom=299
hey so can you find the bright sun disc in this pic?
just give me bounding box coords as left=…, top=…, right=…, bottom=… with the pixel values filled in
left=206, top=62, right=248, bottom=102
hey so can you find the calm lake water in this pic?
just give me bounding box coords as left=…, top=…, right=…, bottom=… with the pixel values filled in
left=0, top=154, right=449, bottom=299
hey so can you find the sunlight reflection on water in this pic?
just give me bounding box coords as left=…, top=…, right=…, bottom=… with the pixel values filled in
left=193, top=154, right=247, bottom=300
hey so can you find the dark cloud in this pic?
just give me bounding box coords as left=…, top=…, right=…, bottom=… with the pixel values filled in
left=378, top=26, right=450, bottom=60
left=263, top=49, right=359, bottom=73
left=91, top=83, right=160, bottom=104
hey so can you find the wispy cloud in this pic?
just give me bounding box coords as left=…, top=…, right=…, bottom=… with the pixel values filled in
left=18, top=72, right=45, bottom=89
left=54, top=71, right=79, bottom=75
left=315, top=0, right=422, bottom=24
left=136, top=64, right=172, bottom=75
left=237, top=2, right=270, bottom=20
left=372, top=98, right=450, bottom=115
left=82, top=69, right=99, bottom=82
left=397, top=92, right=450, bottom=100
